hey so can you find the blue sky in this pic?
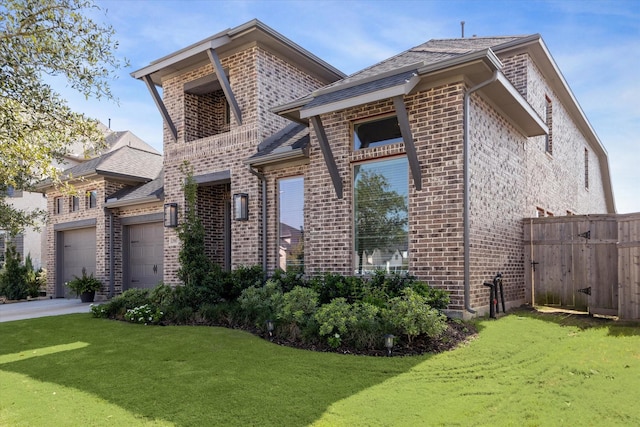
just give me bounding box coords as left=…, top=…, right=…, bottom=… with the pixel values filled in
left=60, top=0, right=639, bottom=212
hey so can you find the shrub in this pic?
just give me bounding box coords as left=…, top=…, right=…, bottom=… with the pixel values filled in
left=309, top=273, right=364, bottom=304
left=384, top=288, right=447, bottom=343
left=278, top=286, right=319, bottom=341
left=124, top=304, right=163, bottom=325
left=92, top=288, right=151, bottom=319
left=268, top=269, right=305, bottom=293
left=315, top=299, right=382, bottom=349
left=0, top=243, right=28, bottom=300
left=24, top=254, right=42, bottom=298
left=197, top=301, right=240, bottom=326
left=238, top=280, right=284, bottom=329
left=222, top=265, right=264, bottom=301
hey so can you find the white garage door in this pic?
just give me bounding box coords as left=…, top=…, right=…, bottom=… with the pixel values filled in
left=61, top=228, right=97, bottom=298
left=127, top=222, right=163, bottom=289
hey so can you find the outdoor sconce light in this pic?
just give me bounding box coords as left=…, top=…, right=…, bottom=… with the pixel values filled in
left=163, top=203, right=178, bottom=227
left=233, top=193, right=248, bottom=221
left=266, top=319, right=274, bottom=338
left=384, top=334, right=395, bottom=357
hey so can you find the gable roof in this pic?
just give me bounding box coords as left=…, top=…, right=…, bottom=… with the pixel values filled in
left=37, top=146, right=163, bottom=191
left=132, top=19, right=345, bottom=86
left=104, top=171, right=164, bottom=208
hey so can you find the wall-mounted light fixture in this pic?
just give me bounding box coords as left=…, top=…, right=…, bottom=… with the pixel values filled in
left=163, top=203, right=178, bottom=227
left=233, top=193, right=248, bottom=221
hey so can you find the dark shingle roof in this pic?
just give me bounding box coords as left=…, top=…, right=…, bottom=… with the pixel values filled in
left=284, top=35, right=531, bottom=115
left=61, top=145, right=163, bottom=182
left=106, top=171, right=164, bottom=206
left=248, top=123, right=309, bottom=164
left=329, top=36, right=527, bottom=89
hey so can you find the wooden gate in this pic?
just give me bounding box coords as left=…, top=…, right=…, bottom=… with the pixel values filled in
left=524, top=215, right=619, bottom=316
left=618, top=215, right=640, bottom=319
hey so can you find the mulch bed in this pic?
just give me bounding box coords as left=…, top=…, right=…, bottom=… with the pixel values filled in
left=258, top=319, right=478, bottom=357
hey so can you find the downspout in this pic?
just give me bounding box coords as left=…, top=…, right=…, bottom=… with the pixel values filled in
left=248, top=165, right=267, bottom=276
left=106, top=208, right=115, bottom=298
left=463, top=70, right=498, bottom=314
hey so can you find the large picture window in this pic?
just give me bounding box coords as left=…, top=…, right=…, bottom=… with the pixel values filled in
left=354, top=157, right=408, bottom=274
left=279, top=177, right=304, bottom=272
left=354, top=115, right=402, bottom=150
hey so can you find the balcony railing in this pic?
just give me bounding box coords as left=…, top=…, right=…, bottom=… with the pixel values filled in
left=168, top=124, right=258, bottom=161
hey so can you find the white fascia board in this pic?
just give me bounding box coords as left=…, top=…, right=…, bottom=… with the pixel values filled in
left=131, top=36, right=231, bottom=80
left=299, top=74, right=420, bottom=119
left=495, top=72, right=548, bottom=135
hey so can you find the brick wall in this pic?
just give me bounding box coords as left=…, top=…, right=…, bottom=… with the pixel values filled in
left=160, top=44, right=330, bottom=285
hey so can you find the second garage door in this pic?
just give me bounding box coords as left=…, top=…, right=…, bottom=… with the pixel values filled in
left=126, top=222, right=163, bottom=290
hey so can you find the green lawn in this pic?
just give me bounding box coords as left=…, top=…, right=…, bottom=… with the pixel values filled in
left=1, top=310, right=638, bottom=426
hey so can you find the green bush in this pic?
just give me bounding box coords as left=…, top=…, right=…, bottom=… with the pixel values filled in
left=222, top=265, right=264, bottom=301
left=0, top=243, right=27, bottom=300
left=238, top=280, right=284, bottom=329
left=384, top=288, right=447, bottom=343
left=24, top=254, right=42, bottom=298
left=269, top=269, right=305, bottom=293
left=197, top=301, right=240, bottom=326
left=309, top=273, right=364, bottom=304
left=124, top=304, right=163, bottom=325
left=278, top=286, right=319, bottom=341
left=91, top=288, right=151, bottom=319
left=315, top=299, right=382, bottom=349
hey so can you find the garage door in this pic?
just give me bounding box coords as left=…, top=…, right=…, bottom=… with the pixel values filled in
left=60, top=228, right=97, bottom=298
left=126, top=222, right=163, bottom=289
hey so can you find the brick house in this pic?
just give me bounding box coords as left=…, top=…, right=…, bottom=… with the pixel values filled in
left=40, top=142, right=163, bottom=298
left=45, top=20, right=615, bottom=318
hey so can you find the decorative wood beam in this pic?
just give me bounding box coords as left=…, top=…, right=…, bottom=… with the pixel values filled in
left=207, top=48, right=242, bottom=126
left=143, top=75, right=178, bottom=142
left=310, top=115, right=343, bottom=199
left=393, top=96, right=422, bottom=191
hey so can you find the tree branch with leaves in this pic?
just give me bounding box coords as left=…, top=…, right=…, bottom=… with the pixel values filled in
left=0, top=0, right=127, bottom=235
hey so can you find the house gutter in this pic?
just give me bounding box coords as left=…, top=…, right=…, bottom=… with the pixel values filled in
left=247, top=165, right=268, bottom=276
left=463, top=70, right=499, bottom=314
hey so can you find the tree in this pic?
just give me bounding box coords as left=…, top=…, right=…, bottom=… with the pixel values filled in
left=0, top=0, right=126, bottom=235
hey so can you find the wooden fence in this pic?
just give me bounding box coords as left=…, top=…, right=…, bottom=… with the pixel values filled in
left=524, top=213, right=640, bottom=320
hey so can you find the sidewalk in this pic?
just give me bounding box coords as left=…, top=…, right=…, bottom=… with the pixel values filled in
left=0, top=298, right=93, bottom=323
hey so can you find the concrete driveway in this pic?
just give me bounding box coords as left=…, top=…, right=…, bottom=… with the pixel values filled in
left=0, top=298, right=93, bottom=323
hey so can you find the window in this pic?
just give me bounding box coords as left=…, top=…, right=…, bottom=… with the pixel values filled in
left=536, top=207, right=545, bottom=218
left=354, top=157, right=408, bottom=274
left=71, top=196, right=80, bottom=212
left=87, top=190, right=97, bottom=209
left=354, top=116, right=402, bottom=150
left=55, top=197, right=63, bottom=215
left=584, top=148, right=589, bottom=189
left=278, top=177, right=304, bottom=272
left=544, top=96, right=553, bottom=154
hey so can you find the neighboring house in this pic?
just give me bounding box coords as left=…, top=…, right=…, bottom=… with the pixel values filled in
left=2, top=124, right=158, bottom=272
left=39, top=142, right=162, bottom=298
left=44, top=20, right=614, bottom=318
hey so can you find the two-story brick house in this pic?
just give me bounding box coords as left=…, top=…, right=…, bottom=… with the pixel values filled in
left=44, top=20, right=614, bottom=318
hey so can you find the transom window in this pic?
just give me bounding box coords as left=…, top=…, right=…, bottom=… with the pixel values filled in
left=278, top=177, right=304, bottom=273
left=354, top=116, right=402, bottom=150
left=354, top=157, right=408, bottom=274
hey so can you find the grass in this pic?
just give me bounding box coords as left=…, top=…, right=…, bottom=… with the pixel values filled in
left=1, top=309, right=639, bottom=426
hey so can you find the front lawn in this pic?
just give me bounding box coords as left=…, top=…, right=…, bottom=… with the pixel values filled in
left=1, top=309, right=638, bottom=426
